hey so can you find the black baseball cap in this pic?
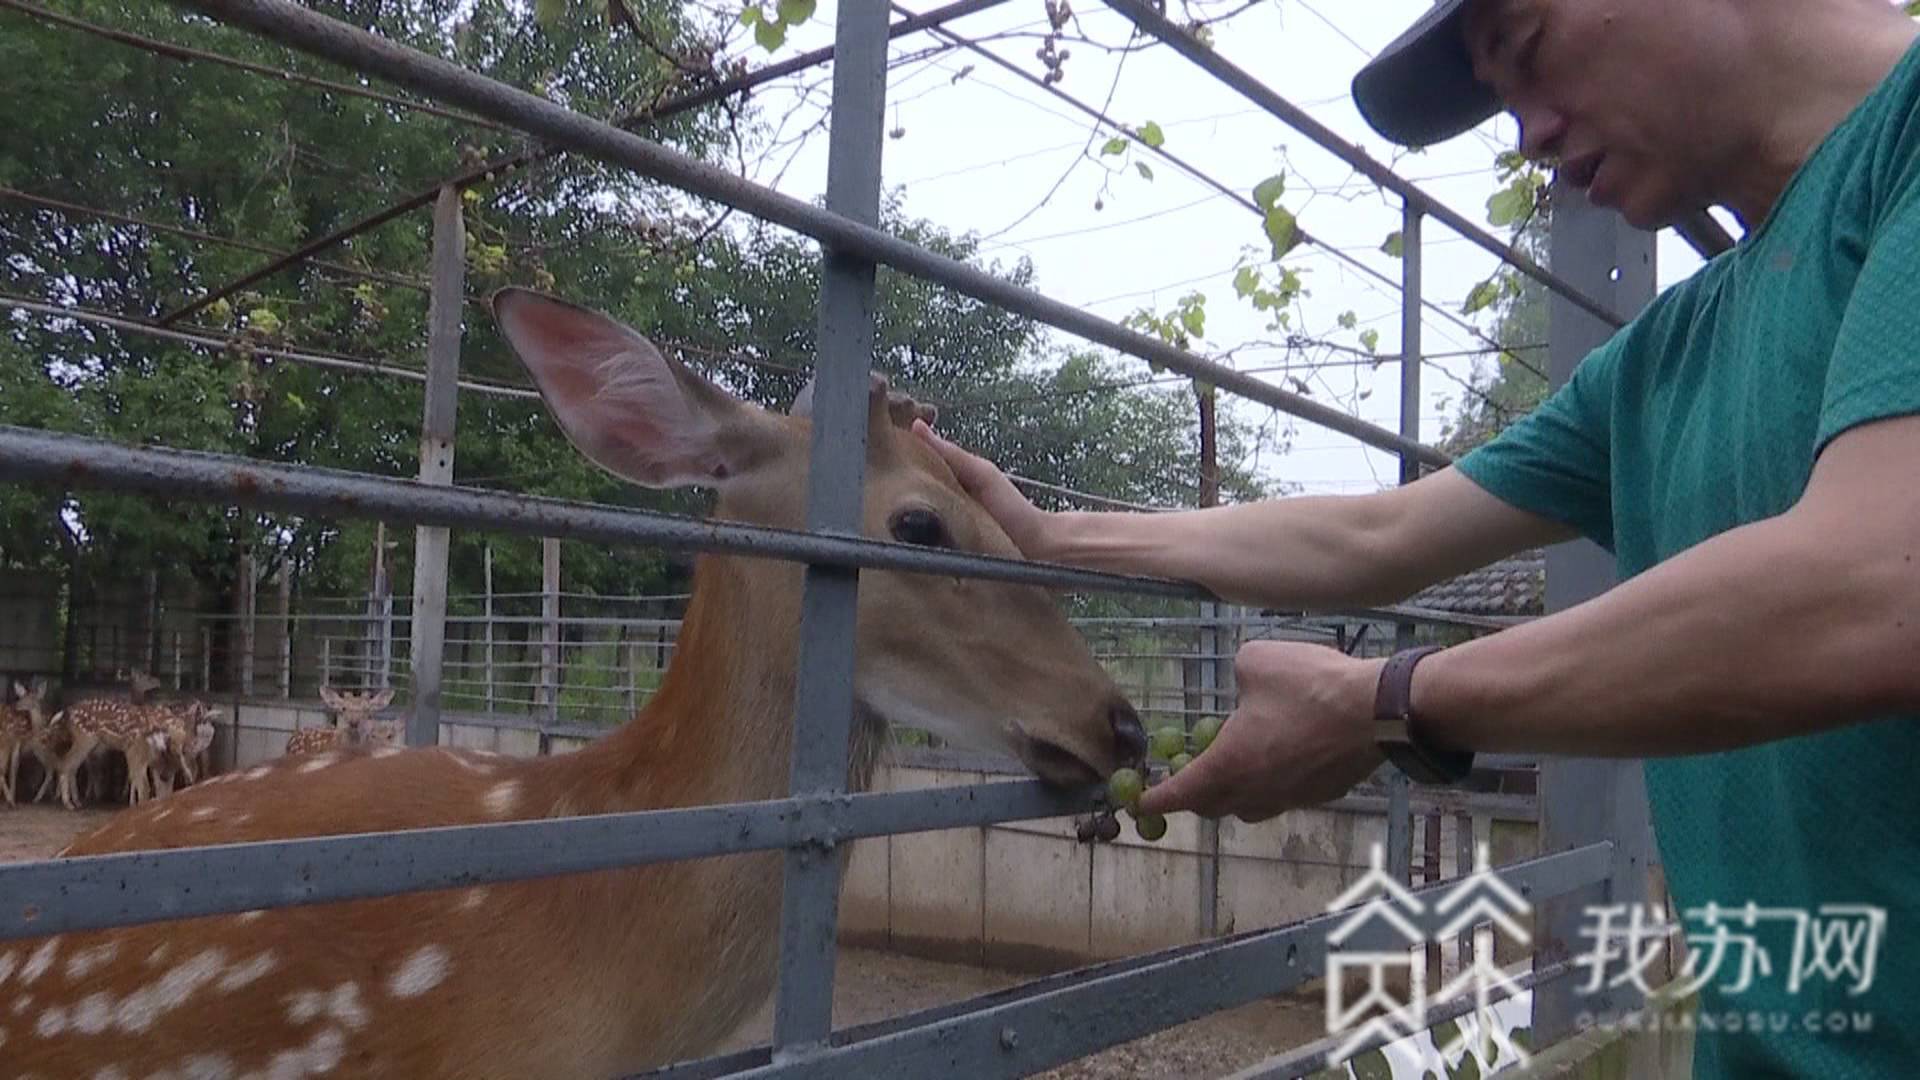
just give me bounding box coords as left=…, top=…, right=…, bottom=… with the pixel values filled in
left=1351, top=0, right=1503, bottom=147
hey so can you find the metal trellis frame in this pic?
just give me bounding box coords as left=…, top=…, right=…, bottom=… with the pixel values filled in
left=0, top=0, right=1658, bottom=1075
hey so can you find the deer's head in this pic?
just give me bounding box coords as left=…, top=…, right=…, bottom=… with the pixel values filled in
left=319, top=686, right=396, bottom=746
left=10, top=678, right=49, bottom=724
left=127, top=668, right=163, bottom=702
left=493, top=288, right=1146, bottom=786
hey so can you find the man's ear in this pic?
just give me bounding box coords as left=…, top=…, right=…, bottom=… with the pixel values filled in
left=493, top=287, right=777, bottom=490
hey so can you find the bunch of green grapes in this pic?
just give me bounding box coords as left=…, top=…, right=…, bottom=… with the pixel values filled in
left=1078, top=716, right=1224, bottom=844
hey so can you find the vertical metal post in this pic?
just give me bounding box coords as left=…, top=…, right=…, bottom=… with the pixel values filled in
left=771, top=0, right=889, bottom=1057
left=171, top=630, right=182, bottom=691
left=483, top=545, right=495, bottom=714
left=277, top=564, right=292, bottom=699
left=625, top=637, right=639, bottom=717
left=200, top=626, right=211, bottom=692
left=237, top=550, right=256, bottom=697
left=143, top=568, right=159, bottom=673
left=407, top=185, right=466, bottom=747
left=320, top=636, right=331, bottom=690
left=541, top=537, right=560, bottom=725
left=1530, top=185, right=1659, bottom=1043
left=1386, top=202, right=1424, bottom=885
left=1456, top=810, right=1475, bottom=970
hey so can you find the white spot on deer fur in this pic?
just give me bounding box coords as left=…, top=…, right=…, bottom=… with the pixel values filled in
left=154, top=807, right=174, bottom=822
left=236, top=911, right=265, bottom=924
left=191, top=807, right=220, bottom=821
left=327, top=982, right=367, bottom=1030
left=482, top=780, right=520, bottom=817
left=244, top=766, right=272, bottom=781
left=114, top=948, right=225, bottom=1034
left=297, top=754, right=338, bottom=774
left=72, top=991, right=113, bottom=1034
left=20, top=939, right=57, bottom=984
left=66, top=942, right=119, bottom=980
left=262, top=1023, right=346, bottom=1080
left=371, top=747, right=400, bottom=759
left=179, top=1053, right=236, bottom=1080
left=388, top=945, right=450, bottom=998
left=12, top=994, right=31, bottom=1015
left=217, top=952, right=277, bottom=993
left=458, top=888, right=487, bottom=912
left=0, top=950, right=16, bottom=987
left=147, top=943, right=172, bottom=966
left=91, top=1067, right=126, bottom=1080
left=445, top=751, right=493, bottom=775
left=34, top=1003, right=66, bottom=1037
left=286, top=989, right=323, bottom=1025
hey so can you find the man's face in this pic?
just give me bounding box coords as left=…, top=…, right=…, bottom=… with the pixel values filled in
left=1463, top=0, right=1737, bottom=228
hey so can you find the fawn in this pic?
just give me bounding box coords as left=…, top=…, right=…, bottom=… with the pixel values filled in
left=6, top=288, right=1146, bottom=1078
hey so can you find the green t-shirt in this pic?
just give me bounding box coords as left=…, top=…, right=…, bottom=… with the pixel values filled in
left=1456, top=41, right=1920, bottom=1080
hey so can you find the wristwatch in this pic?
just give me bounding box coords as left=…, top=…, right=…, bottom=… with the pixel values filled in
left=1373, top=645, right=1474, bottom=785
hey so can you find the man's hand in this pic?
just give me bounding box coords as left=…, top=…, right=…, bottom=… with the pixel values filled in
left=1139, top=642, right=1387, bottom=822
left=913, top=419, right=1061, bottom=559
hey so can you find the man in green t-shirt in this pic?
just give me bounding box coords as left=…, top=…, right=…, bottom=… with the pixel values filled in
left=917, top=0, right=1920, bottom=1074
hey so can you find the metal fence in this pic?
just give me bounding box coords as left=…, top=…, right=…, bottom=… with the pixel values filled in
left=0, top=0, right=1660, bottom=1075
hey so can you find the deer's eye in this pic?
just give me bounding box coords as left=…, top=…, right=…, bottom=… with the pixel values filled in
left=889, top=507, right=949, bottom=548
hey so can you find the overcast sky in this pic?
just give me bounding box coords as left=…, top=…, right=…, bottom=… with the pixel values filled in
left=735, top=0, right=1719, bottom=498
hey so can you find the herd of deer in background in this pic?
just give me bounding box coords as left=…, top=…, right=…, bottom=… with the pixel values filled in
left=0, top=673, right=398, bottom=811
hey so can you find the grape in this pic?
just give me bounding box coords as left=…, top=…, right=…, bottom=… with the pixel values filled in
left=1191, top=716, right=1224, bottom=752
left=1133, top=812, right=1168, bottom=842
left=1168, top=752, right=1193, bottom=775
left=1095, top=814, right=1121, bottom=842
left=1107, top=767, right=1144, bottom=810
left=1149, top=726, right=1186, bottom=761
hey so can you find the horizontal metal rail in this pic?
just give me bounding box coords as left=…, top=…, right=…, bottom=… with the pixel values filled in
left=634, top=842, right=1611, bottom=1079
left=0, top=425, right=1199, bottom=597
left=0, top=779, right=1096, bottom=940
left=169, top=0, right=1451, bottom=470
left=1101, top=0, right=1627, bottom=333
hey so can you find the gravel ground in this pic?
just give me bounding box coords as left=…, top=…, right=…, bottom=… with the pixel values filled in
left=5, top=805, right=1327, bottom=1078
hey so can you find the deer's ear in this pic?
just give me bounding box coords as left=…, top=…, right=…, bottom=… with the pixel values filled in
left=493, top=288, right=777, bottom=490
left=319, top=686, right=344, bottom=710
left=367, top=689, right=395, bottom=710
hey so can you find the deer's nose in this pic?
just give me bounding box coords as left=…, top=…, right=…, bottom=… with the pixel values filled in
left=1109, top=700, right=1148, bottom=765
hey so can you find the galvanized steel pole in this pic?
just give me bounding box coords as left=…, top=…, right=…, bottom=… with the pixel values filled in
left=772, top=0, right=892, bottom=1055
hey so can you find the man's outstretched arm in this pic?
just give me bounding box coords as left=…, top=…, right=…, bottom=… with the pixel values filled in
left=916, top=422, right=1577, bottom=612
left=1135, top=413, right=1920, bottom=819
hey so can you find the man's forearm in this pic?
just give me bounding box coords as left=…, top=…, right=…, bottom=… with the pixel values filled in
left=1045, top=497, right=1412, bottom=610
left=1041, top=468, right=1575, bottom=612
left=1411, top=510, right=1920, bottom=757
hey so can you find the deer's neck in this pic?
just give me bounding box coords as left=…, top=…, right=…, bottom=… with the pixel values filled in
left=562, top=554, right=884, bottom=813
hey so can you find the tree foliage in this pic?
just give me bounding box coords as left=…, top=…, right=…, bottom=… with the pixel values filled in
left=0, top=1, right=1267, bottom=618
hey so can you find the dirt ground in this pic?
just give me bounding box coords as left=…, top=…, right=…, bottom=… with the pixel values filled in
left=3, top=805, right=1325, bottom=1078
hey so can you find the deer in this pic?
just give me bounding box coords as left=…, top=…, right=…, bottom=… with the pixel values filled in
left=0, top=678, right=53, bottom=806
left=4, top=287, right=1147, bottom=1079
left=146, top=700, right=224, bottom=799
left=43, top=668, right=168, bottom=809
left=284, top=686, right=397, bottom=756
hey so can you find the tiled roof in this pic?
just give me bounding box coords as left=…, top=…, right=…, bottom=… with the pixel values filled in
left=1406, top=549, right=1546, bottom=616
